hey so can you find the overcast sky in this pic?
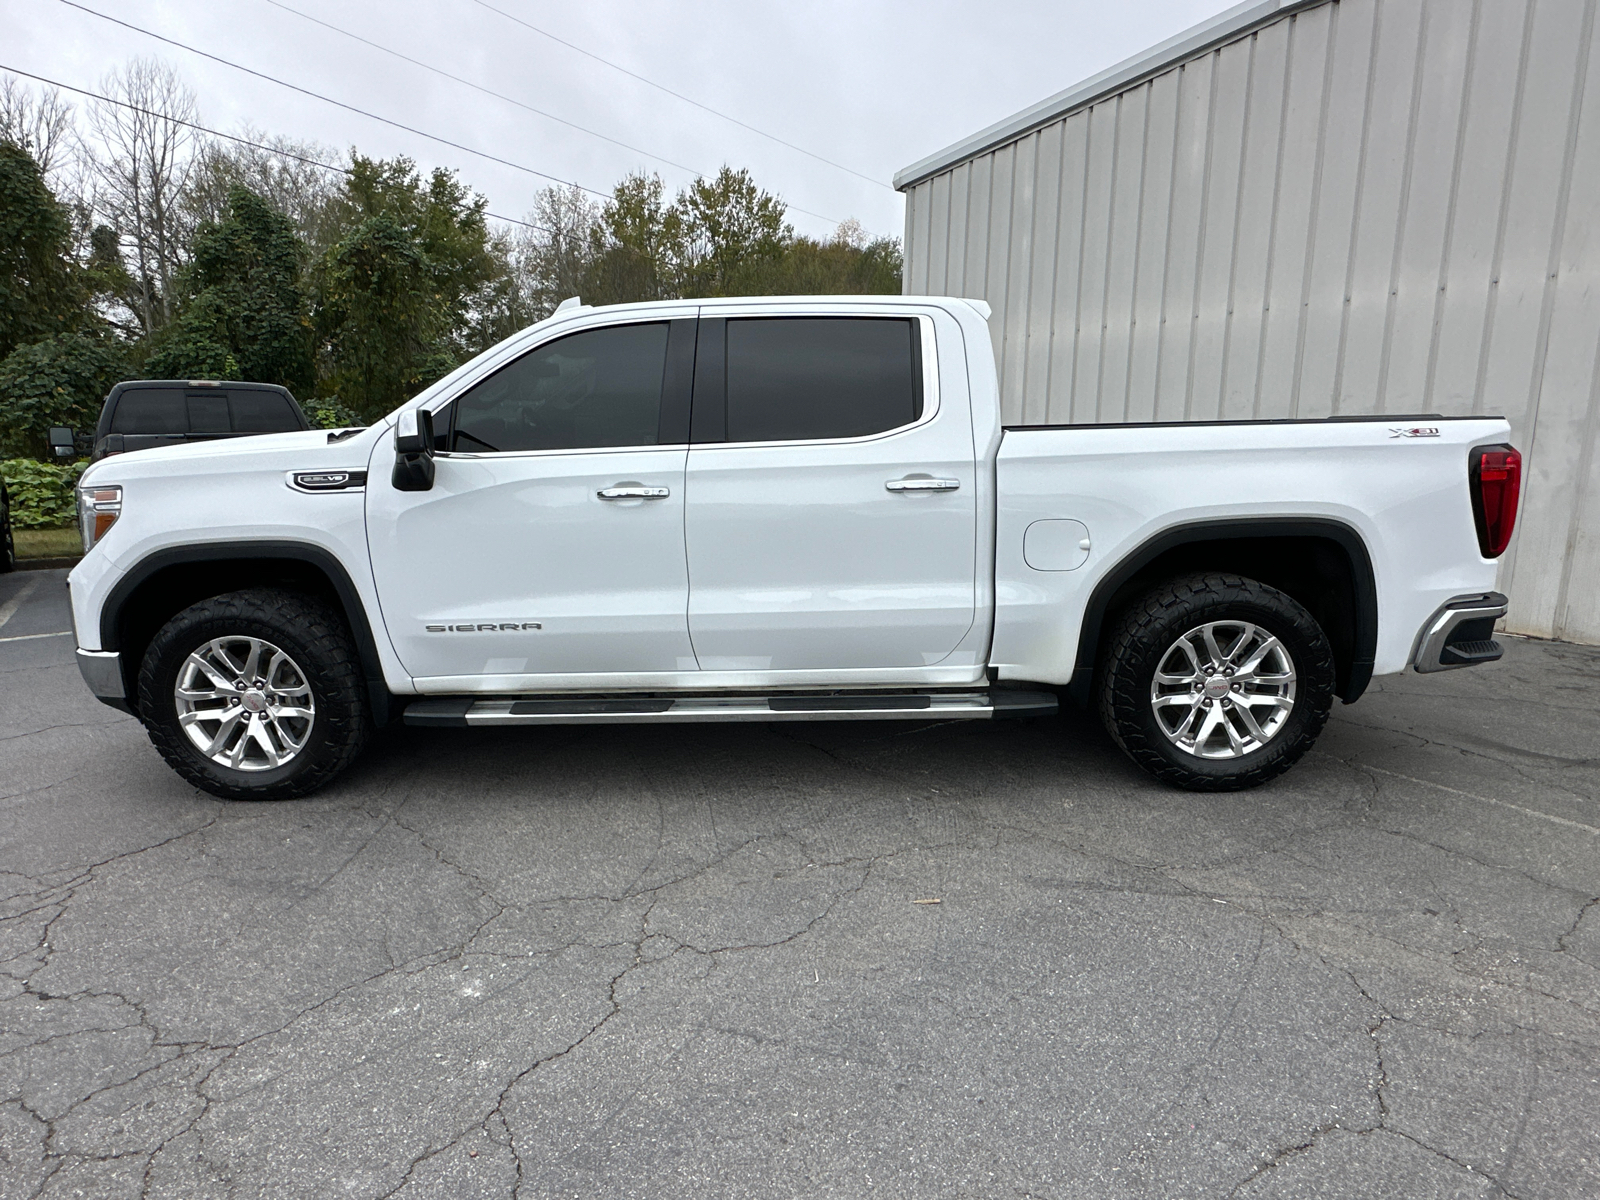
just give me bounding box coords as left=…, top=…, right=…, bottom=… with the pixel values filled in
left=3, top=0, right=1233, bottom=241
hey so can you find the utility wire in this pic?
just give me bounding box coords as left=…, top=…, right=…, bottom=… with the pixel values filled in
left=57, top=0, right=855, bottom=231
left=0, top=63, right=553, bottom=233
left=260, top=0, right=705, bottom=181
left=256, top=0, right=848, bottom=230
left=57, top=0, right=612, bottom=198
left=468, top=0, right=893, bottom=193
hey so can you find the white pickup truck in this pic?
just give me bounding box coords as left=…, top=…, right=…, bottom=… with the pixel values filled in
left=67, top=295, right=1521, bottom=800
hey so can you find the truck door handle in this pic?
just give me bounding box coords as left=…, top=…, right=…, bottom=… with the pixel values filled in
left=885, top=477, right=961, bottom=492
left=597, top=485, right=670, bottom=500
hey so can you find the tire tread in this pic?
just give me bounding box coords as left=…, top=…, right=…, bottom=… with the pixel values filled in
left=1097, top=572, right=1335, bottom=791
left=137, top=589, right=367, bottom=800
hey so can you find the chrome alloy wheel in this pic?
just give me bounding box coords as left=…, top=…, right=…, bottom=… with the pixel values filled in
left=1149, top=621, right=1297, bottom=759
left=174, top=637, right=316, bottom=771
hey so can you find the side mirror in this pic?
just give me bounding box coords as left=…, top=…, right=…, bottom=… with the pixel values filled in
left=48, top=427, right=75, bottom=459
left=392, top=408, right=436, bottom=492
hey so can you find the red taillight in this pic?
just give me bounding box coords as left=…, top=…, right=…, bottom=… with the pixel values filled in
left=1470, top=444, right=1521, bottom=558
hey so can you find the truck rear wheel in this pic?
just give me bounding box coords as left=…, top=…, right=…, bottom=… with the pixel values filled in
left=1097, top=573, right=1335, bottom=791
left=137, top=589, right=368, bottom=800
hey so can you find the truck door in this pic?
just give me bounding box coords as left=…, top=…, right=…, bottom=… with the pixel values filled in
left=684, top=312, right=977, bottom=672
left=367, top=318, right=699, bottom=684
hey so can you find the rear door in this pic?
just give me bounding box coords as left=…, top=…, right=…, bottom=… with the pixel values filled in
left=683, top=310, right=977, bottom=672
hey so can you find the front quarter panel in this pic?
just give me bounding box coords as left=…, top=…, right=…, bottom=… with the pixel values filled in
left=66, top=428, right=414, bottom=695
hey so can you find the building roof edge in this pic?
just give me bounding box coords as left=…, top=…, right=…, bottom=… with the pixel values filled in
left=893, top=0, right=1324, bottom=191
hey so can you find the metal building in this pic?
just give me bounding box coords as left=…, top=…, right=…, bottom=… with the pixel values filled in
left=896, top=0, right=1600, bottom=645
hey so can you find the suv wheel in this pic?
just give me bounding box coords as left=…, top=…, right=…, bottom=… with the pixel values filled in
left=138, top=589, right=368, bottom=800
left=1098, top=573, right=1335, bottom=791
left=0, top=486, right=15, bottom=573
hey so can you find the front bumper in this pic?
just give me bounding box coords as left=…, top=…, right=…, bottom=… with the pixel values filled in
left=76, top=648, right=133, bottom=712
left=1413, top=592, right=1509, bottom=673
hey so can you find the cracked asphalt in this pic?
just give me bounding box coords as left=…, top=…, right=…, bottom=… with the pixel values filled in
left=2, top=568, right=1599, bottom=1199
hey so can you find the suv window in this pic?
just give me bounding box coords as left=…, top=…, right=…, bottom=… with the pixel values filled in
left=451, top=323, right=670, bottom=453
left=723, top=317, right=922, bottom=443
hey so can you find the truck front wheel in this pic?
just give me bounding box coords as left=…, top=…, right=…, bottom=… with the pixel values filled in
left=1098, top=573, right=1335, bottom=791
left=137, top=589, right=369, bottom=800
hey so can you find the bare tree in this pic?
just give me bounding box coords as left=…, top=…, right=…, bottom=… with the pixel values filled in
left=85, top=59, right=199, bottom=336
left=183, top=127, right=345, bottom=255
left=831, top=217, right=868, bottom=250
left=0, top=76, right=75, bottom=179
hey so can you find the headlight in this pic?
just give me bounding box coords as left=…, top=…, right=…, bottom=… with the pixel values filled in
left=78, top=485, right=121, bottom=552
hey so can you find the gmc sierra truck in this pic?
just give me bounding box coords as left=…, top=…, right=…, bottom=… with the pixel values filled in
left=65, top=295, right=1521, bottom=800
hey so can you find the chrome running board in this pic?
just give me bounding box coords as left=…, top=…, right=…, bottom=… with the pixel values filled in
left=404, top=690, right=1058, bottom=727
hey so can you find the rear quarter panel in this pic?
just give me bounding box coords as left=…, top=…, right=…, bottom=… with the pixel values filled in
left=992, top=419, right=1511, bottom=685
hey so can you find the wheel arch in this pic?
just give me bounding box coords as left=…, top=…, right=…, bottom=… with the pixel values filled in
left=100, top=541, right=393, bottom=724
left=1068, top=518, right=1378, bottom=707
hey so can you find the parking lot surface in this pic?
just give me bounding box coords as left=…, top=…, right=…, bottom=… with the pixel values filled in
left=2, top=567, right=1598, bottom=1200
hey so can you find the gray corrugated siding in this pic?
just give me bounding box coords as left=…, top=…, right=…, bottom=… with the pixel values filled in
left=902, top=0, right=1600, bottom=645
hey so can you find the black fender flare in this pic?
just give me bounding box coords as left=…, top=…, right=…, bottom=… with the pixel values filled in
left=1067, top=517, right=1378, bottom=706
left=99, top=540, right=395, bottom=725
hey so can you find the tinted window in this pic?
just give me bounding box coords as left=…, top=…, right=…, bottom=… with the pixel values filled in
left=108, top=388, right=300, bottom=434
left=187, top=393, right=230, bottom=433
left=229, top=391, right=298, bottom=432
left=110, top=390, right=187, bottom=434
left=724, top=317, right=921, bottom=443
left=452, top=323, right=670, bottom=453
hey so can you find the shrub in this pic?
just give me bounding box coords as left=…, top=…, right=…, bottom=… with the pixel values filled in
left=0, top=332, right=129, bottom=458
left=300, top=394, right=362, bottom=429
left=0, top=457, right=86, bottom=528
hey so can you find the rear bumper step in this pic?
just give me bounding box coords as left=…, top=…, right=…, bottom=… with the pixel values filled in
left=404, top=689, right=1058, bottom=727
left=1414, top=592, right=1508, bottom=673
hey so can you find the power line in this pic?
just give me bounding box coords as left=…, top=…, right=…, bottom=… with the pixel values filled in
left=57, top=0, right=612, bottom=199
left=57, top=0, right=857, bottom=232
left=468, top=0, right=894, bottom=193
left=0, top=63, right=553, bottom=233
left=260, top=0, right=707, bottom=182
left=255, top=0, right=852, bottom=231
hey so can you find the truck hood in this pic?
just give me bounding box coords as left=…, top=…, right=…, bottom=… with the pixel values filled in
left=78, top=425, right=387, bottom=486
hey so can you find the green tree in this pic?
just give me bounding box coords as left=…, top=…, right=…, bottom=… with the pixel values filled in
left=670, top=167, right=791, bottom=297
left=146, top=185, right=313, bottom=392
left=313, top=155, right=501, bottom=417
left=0, top=331, right=129, bottom=457
left=0, top=139, right=85, bottom=361
left=583, top=172, right=672, bottom=306
left=761, top=228, right=904, bottom=297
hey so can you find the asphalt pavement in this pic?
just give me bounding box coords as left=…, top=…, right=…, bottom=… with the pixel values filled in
left=2, top=567, right=1597, bottom=1200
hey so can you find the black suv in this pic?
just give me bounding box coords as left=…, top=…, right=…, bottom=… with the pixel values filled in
left=91, top=380, right=310, bottom=460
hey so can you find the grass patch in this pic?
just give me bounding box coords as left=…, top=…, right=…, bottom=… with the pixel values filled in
left=15, top=526, right=81, bottom=560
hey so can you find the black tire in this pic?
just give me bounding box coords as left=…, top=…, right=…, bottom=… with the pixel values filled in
left=138, top=589, right=368, bottom=800
left=0, top=485, right=15, bottom=574
left=1097, top=573, right=1335, bottom=791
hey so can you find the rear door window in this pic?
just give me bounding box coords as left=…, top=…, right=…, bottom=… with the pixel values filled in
left=451, top=322, right=670, bottom=453
left=722, top=317, right=922, bottom=443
